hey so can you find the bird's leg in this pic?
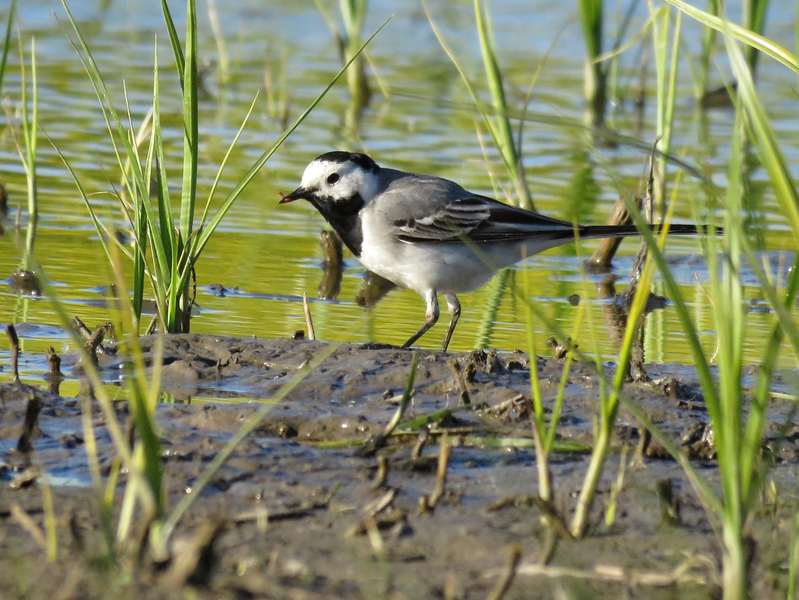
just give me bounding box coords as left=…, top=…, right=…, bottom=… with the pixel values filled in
left=403, top=290, right=439, bottom=348
left=440, top=294, right=461, bottom=352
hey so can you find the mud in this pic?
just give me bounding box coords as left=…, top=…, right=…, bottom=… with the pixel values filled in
left=0, top=334, right=796, bottom=599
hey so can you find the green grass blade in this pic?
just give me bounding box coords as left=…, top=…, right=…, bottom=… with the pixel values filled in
left=192, top=16, right=391, bottom=258
left=179, top=0, right=198, bottom=244
left=111, top=250, right=164, bottom=518
left=664, top=0, right=799, bottom=73
left=160, top=0, right=185, bottom=88
left=744, top=253, right=799, bottom=513
left=17, top=31, right=30, bottom=175
left=62, top=0, right=172, bottom=289
left=619, top=393, right=723, bottom=523
left=198, top=92, right=259, bottom=230
left=61, top=0, right=151, bottom=207
left=46, top=133, right=167, bottom=328
left=474, top=0, right=531, bottom=210
left=697, top=0, right=719, bottom=95
left=27, top=38, right=38, bottom=218
left=722, top=16, right=799, bottom=243
left=738, top=240, right=799, bottom=510
left=425, top=0, right=531, bottom=209
left=577, top=0, right=603, bottom=61
left=312, top=0, right=338, bottom=37
left=571, top=191, right=682, bottom=537
left=622, top=196, right=721, bottom=417
left=45, top=132, right=123, bottom=268
left=544, top=354, right=573, bottom=452
left=0, top=0, right=15, bottom=94
left=62, top=30, right=140, bottom=236
left=594, top=7, right=663, bottom=64
left=150, top=39, right=175, bottom=275
left=742, top=0, right=769, bottom=70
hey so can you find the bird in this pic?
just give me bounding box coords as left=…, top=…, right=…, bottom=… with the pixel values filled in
left=280, top=151, right=706, bottom=352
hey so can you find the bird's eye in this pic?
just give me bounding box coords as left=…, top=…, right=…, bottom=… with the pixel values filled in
left=326, top=173, right=340, bottom=185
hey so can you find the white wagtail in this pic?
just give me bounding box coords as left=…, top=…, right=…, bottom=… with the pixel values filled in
left=280, top=151, right=705, bottom=351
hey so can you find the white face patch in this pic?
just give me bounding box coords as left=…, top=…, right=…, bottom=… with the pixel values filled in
left=300, top=159, right=379, bottom=204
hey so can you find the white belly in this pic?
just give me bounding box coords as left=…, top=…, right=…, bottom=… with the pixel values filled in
left=359, top=214, right=564, bottom=295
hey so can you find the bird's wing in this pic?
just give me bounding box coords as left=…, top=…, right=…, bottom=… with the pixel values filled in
left=391, top=196, right=493, bottom=242
left=370, top=171, right=579, bottom=244
left=375, top=179, right=575, bottom=244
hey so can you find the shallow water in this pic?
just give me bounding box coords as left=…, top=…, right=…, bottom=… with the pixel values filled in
left=1, top=0, right=799, bottom=382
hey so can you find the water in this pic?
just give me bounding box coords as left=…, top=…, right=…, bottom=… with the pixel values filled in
left=1, top=0, right=798, bottom=384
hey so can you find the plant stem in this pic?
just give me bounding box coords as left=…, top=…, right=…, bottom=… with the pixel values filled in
left=722, top=524, right=749, bottom=600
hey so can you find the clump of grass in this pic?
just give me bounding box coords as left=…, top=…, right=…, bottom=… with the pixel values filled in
left=447, top=9, right=799, bottom=596
left=60, top=0, right=388, bottom=334
left=614, top=18, right=797, bottom=600
left=27, top=236, right=345, bottom=565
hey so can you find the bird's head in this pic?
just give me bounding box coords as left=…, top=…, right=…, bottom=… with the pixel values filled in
left=280, top=151, right=381, bottom=212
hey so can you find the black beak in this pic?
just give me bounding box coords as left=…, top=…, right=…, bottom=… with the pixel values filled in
left=279, top=186, right=311, bottom=204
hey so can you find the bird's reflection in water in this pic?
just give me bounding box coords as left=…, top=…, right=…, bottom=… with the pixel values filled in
left=317, top=228, right=396, bottom=308
left=317, top=230, right=344, bottom=300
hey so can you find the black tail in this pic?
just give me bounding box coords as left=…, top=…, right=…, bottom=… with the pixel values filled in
left=577, top=223, right=720, bottom=240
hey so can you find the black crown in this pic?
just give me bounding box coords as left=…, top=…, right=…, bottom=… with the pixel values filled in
left=315, top=151, right=380, bottom=173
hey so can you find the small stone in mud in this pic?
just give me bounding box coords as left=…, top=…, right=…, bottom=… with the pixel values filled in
left=486, top=350, right=505, bottom=374
left=9, top=467, right=41, bottom=489
left=546, top=336, right=577, bottom=359
left=292, top=330, right=306, bottom=340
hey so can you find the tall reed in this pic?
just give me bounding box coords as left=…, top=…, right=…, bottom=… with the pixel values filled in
left=340, top=0, right=371, bottom=110
left=742, top=0, right=768, bottom=73
left=3, top=25, right=38, bottom=275
left=313, top=0, right=372, bottom=128
left=698, top=0, right=718, bottom=96
left=577, top=0, right=607, bottom=125
left=618, top=6, right=799, bottom=596
left=0, top=0, right=14, bottom=97
left=650, top=3, right=681, bottom=217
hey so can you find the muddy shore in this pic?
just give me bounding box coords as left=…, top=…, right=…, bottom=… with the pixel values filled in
left=1, top=334, right=796, bottom=599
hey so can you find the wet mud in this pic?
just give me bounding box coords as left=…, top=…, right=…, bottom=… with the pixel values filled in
left=1, top=334, right=796, bottom=599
